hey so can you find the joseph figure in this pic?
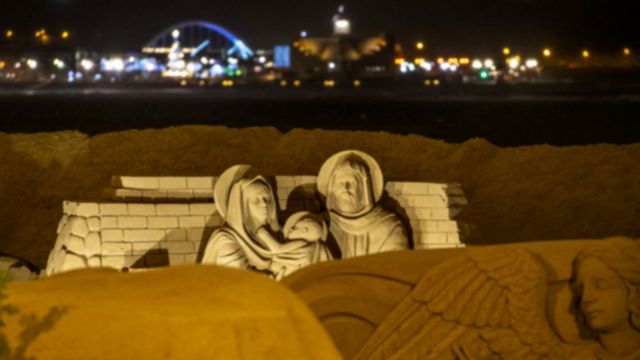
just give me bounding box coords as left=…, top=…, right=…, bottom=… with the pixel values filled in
left=317, top=150, right=409, bottom=259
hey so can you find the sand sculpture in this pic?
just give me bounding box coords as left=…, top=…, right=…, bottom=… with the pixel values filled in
left=317, top=150, right=409, bottom=258
left=284, top=237, right=640, bottom=359
left=45, top=150, right=467, bottom=276
left=201, top=165, right=330, bottom=280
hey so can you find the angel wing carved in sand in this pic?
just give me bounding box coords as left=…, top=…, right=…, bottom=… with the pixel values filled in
left=354, top=248, right=591, bottom=360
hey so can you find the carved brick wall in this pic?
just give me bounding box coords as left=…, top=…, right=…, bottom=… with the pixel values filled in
left=46, top=176, right=467, bottom=275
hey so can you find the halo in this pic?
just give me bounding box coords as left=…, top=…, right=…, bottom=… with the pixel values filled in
left=317, top=150, right=384, bottom=203
left=213, top=164, right=253, bottom=219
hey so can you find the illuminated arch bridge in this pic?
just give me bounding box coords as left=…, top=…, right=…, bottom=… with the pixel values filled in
left=142, top=20, right=254, bottom=60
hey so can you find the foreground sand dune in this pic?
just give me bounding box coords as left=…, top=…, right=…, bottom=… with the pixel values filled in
left=2, top=266, right=340, bottom=359
left=0, top=125, right=638, bottom=268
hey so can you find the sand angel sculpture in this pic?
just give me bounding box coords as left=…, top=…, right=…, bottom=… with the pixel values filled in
left=353, top=238, right=640, bottom=360
left=201, top=165, right=331, bottom=280
left=317, top=150, right=409, bottom=259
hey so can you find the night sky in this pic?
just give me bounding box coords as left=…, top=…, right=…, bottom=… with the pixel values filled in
left=1, top=0, right=637, bottom=56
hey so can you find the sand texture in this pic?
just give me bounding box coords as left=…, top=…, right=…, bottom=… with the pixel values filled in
left=0, top=125, right=638, bottom=268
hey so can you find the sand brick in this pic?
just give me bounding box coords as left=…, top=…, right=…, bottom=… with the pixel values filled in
left=101, top=216, right=118, bottom=229
left=432, top=209, right=451, bottom=220
left=159, top=241, right=195, bottom=254
left=190, top=203, right=216, bottom=215
left=118, top=216, right=148, bottom=229
left=425, top=233, right=448, bottom=244
left=101, top=229, right=123, bottom=242
left=102, top=242, right=133, bottom=255
left=124, top=229, right=166, bottom=242
left=428, top=184, right=447, bottom=196
left=142, top=190, right=168, bottom=200
left=448, top=233, right=462, bottom=244
left=101, top=203, right=128, bottom=216
left=184, top=254, right=198, bottom=264
left=132, top=242, right=160, bottom=255
left=148, top=216, right=179, bottom=229
left=128, top=204, right=156, bottom=216
left=401, top=182, right=430, bottom=195
left=85, top=232, right=102, bottom=256
left=412, top=208, right=433, bottom=220
left=274, top=176, right=295, bottom=187
left=192, top=189, right=214, bottom=199
left=157, top=204, right=190, bottom=216
left=437, top=221, right=459, bottom=233
left=427, top=243, right=459, bottom=249
left=412, top=195, right=447, bottom=208
left=75, top=203, right=100, bottom=217
left=295, top=175, right=317, bottom=185
left=102, top=255, right=140, bottom=268
left=87, top=217, right=101, bottom=232
left=186, top=228, right=207, bottom=242
left=165, top=229, right=187, bottom=242
left=179, top=216, right=205, bottom=228
left=158, top=177, right=187, bottom=189
left=169, top=254, right=186, bottom=265
left=118, top=176, right=159, bottom=189
left=114, top=189, right=142, bottom=201
left=187, top=177, right=214, bottom=189
left=69, top=217, right=89, bottom=237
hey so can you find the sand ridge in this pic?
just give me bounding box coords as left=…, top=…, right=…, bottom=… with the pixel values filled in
left=0, top=125, right=638, bottom=268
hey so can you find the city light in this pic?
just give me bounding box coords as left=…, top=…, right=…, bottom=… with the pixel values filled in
left=300, top=30, right=307, bottom=38
left=61, top=31, right=70, bottom=39
left=26, top=59, right=38, bottom=70
left=508, top=57, right=520, bottom=69
left=414, top=57, right=425, bottom=65
left=328, top=62, right=336, bottom=70
left=280, top=80, right=287, bottom=87
left=222, top=79, right=234, bottom=87
left=353, top=79, right=361, bottom=87
left=172, top=29, right=180, bottom=39
left=394, top=58, right=405, bottom=65
left=543, top=48, right=552, bottom=57
left=323, top=79, right=335, bottom=87
left=502, top=47, right=511, bottom=56
left=525, top=59, right=539, bottom=68
left=459, top=58, right=470, bottom=65
left=81, top=59, right=95, bottom=72
left=582, top=50, right=590, bottom=59
left=416, top=42, right=424, bottom=50
left=0, top=61, right=5, bottom=69
left=623, top=48, right=631, bottom=56
left=472, top=59, right=482, bottom=69
left=293, top=80, right=301, bottom=87
left=483, top=59, right=494, bottom=68
left=53, top=58, right=66, bottom=69
left=433, top=79, right=440, bottom=86
left=424, top=79, right=431, bottom=86
left=5, top=29, right=13, bottom=39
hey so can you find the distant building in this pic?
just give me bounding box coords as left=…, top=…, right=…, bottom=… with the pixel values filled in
left=290, top=6, right=397, bottom=81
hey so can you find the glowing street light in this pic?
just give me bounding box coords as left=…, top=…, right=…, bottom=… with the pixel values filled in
left=416, top=41, right=424, bottom=50
left=582, top=50, right=590, bottom=59
left=542, top=48, right=552, bottom=57
left=5, top=29, right=13, bottom=39
left=623, top=47, right=631, bottom=56
left=502, top=47, right=511, bottom=56
left=80, top=59, right=95, bottom=71
left=61, top=30, right=70, bottom=39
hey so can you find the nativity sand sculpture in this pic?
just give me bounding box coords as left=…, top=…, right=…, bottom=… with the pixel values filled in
left=201, top=165, right=331, bottom=280
left=317, top=150, right=409, bottom=259
left=356, top=238, right=640, bottom=359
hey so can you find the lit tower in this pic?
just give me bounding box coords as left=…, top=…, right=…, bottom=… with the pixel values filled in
left=332, top=5, right=351, bottom=36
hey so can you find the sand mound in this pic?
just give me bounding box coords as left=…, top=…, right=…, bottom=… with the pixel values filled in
left=1, top=266, right=340, bottom=359
left=1, top=126, right=638, bottom=268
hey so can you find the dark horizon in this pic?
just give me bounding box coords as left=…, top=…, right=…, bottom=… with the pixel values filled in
left=1, top=0, right=637, bottom=56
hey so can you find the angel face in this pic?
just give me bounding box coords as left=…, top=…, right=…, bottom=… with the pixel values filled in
left=286, top=217, right=324, bottom=242
left=330, top=166, right=367, bottom=215
left=243, top=181, right=274, bottom=227
left=577, top=258, right=630, bottom=332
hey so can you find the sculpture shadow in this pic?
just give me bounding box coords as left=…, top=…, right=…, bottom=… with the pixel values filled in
left=379, top=192, right=414, bottom=250
left=12, top=306, right=69, bottom=360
